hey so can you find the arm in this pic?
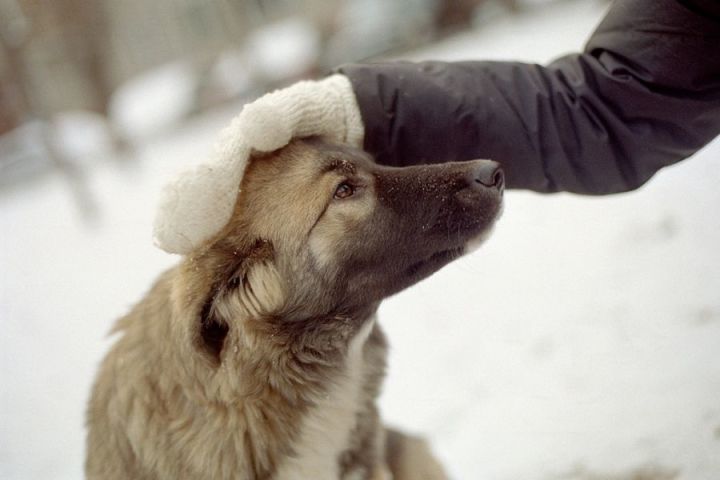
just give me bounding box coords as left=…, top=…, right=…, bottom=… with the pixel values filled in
left=338, top=0, right=720, bottom=194
left=155, top=0, right=720, bottom=252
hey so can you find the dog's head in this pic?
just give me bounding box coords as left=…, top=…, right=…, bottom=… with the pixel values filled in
left=179, top=139, right=503, bottom=361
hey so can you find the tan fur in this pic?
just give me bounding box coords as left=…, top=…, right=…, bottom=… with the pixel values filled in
left=385, top=429, right=449, bottom=480
left=87, top=139, right=502, bottom=479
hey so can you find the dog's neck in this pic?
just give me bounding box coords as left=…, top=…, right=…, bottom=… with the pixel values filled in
left=152, top=270, right=386, bottom=478
left=194, top=305, right=382, bottom=478
left=273, top=315, right=379, bottom=479
left=196, top=300, right=380, bottom=400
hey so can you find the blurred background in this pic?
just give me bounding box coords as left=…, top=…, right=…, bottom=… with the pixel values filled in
left=2, top=0, right=720, bottom=479
left=0, top=0, right=546, bottom=190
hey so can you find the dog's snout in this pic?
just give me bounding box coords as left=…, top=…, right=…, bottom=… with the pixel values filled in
left=469, top=160, right=504, bottom=190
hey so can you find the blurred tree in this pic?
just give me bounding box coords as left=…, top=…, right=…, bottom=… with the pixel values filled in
left=434, top=0, right=519, bottom=34
left=1, top=0, right=114, bottom=117
left=0, top=0, right=31, bottom=135
left=0, top=0, right=114, bottom=220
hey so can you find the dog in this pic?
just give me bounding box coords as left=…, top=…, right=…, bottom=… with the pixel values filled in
left=86, top=138, right=504, bottom=479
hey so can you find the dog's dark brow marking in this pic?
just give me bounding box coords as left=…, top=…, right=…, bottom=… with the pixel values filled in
left=321, top=157, right=356, bottom=176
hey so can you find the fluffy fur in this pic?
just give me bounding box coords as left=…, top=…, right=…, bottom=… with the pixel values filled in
left=87, top=139, right=503, bottom=479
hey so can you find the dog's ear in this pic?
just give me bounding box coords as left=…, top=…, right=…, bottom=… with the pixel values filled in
left=195, top=239, right=285, bottom=364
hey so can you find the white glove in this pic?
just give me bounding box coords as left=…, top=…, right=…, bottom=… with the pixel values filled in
left=153, top=74, right=364, bottom=255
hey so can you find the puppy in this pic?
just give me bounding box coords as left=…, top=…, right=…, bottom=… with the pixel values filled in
left=86, top=139, right=504, bottom=479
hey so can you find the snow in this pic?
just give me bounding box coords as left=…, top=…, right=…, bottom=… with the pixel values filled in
left=1, top=1, right=719, bottom=479
left=245, top=18, right=321, bottom=83
left=110, top=61, right=198, bottom=141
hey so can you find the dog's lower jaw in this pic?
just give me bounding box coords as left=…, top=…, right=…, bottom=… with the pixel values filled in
left=464, top=203, right=504, bottom=254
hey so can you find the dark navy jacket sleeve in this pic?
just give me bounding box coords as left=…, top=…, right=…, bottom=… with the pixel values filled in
left=338, top=0, right=720, bottom=194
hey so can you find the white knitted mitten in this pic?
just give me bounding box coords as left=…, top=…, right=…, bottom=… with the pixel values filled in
left=153, top=74, right=363, bottom=255
left=237, top=74, right=364, bottom=151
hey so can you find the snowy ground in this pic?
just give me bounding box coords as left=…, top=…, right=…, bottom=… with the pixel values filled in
left=2, top=1, right=719, bottom=479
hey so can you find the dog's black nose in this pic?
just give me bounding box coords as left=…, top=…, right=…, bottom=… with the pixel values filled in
left=471, top=160, right=504, bottom=190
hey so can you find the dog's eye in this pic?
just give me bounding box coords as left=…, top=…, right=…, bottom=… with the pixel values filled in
left=334, top=182, right=354, bottom=199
